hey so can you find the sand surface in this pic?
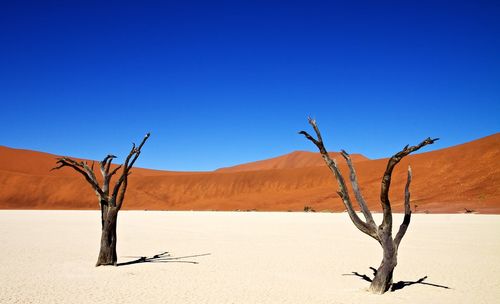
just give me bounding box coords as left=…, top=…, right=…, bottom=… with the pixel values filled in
left=1, top=211, right=499, bottom=304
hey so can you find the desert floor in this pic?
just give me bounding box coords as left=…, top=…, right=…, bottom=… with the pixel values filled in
left=0, top=211, right=499, bottom=304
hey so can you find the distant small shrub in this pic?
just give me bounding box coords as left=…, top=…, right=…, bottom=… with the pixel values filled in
left=304, top=206, right=316, bottom=212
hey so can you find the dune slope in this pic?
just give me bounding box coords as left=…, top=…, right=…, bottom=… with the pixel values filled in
left=216, top=150, right=368, bottom=172
left=0, top=133, right=499, bottom=213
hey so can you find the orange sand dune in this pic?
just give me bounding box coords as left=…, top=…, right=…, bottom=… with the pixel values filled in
left=0, top=133, right=499, bottom=213
left=216, top=151, right=368, bottom=172
left=0, top=146, right=200, bottom=177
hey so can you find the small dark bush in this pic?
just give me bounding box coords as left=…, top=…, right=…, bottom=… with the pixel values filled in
left=304, top=206, right=316, bottom=212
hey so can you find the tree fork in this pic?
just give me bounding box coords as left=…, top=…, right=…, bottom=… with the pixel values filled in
left=52, top=133, right=150, bottom=267
left=300, top=117, right=437, bottom=294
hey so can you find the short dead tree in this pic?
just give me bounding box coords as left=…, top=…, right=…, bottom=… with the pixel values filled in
left=300, top=118, right=437, bottom=294
left=52, top=133, right=150, bottom=266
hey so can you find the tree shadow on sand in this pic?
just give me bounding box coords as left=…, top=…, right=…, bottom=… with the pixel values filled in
left=343, top=267, right=451, bottom=292
left=117, top=251, right=211, bottom=267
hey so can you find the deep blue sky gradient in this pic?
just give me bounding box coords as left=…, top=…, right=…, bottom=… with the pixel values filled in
left=1, top=1, right=499, bottom=171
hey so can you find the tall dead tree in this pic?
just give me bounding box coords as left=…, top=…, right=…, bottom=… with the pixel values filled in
left=52, top=133, right=150, bottom=266
left=300, top=118, right=437, bottom=294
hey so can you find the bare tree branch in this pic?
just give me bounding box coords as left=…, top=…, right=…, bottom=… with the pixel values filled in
left=127, top=133, right=150, bottom=169
left=299, top=119, right=377, bottom=240
left=100, top=155, right=116, bottom=175
left=52, top=157, right=105, bottom=198
left=394, top=166, right=412, bottom=247
left=99, top=155, right=116, bottom=195
left=105, top=155, right=116, bottom=173
left=116, top=176, right=128, bottom=210
left=298, top=130, right=319, bottom=147
left=112, top=133, right=150, bottom=208
left=340, top=150, right=376, bottom=228
left=108, top=164, right=122, bottom=177
left=82, top=161, right=98, bottom=184
left=380, top=137, right=439, bottom=229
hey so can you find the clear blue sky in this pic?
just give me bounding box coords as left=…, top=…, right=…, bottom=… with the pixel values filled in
left=1, top=1, right=499, bottom=171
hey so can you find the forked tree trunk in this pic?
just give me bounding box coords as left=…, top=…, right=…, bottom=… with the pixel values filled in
left=52, top=133, right=150, bottom=267
left=370, top=234, right=397, bottom=293
left=96, top=207, right=118, bottom=266
left=300, top=118, right=437, bottom=294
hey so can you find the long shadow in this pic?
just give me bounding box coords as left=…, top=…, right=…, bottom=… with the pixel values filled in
left=343, top=267, right=450, bottom=292
left=390, top=276, right=450, bottom=292
left=117, top=251, right=211, bottom=267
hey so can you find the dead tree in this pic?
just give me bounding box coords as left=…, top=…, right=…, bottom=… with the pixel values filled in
left=300, top=118, right=437, bottom=294
left=52, top=133, right=150, bottom=266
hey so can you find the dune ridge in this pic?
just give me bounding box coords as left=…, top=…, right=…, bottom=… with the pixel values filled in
left=216, top=150, right=368, bottom=172
left=0, top=133, right=499, bottom=213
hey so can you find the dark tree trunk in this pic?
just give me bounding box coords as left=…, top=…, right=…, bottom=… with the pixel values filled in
left=370, top=233, right=397, bottom=293
left=370, top=253, right=396, bottom=293
left=96, top=207, right=118, bottom=266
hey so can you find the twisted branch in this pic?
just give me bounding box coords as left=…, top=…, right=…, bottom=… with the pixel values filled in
left=112, top=133, right=150, bottom=209
left=299, top=117, right=378, bottom=240
left=52, top=133, right=150, bottom=211
left=394, top=166, right=412, bottom=247
left=52, top=157, right=105, bottom=198
left=380, top=137, right=439, bottom=229
left=340, top=150, right=375, bottom=227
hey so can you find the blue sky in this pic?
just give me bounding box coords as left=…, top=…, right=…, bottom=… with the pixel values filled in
left=1, top=1, right=499, bottom=171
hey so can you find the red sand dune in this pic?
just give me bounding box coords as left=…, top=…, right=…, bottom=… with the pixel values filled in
left=216, top=151, right=368, bottom=172
left=1, top=133, right=499, bottom=213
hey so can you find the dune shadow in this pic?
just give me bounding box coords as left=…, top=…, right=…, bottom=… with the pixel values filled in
left=343, top=267, right=451, bottom=292
left=117, top=251, right=211, bottom=267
